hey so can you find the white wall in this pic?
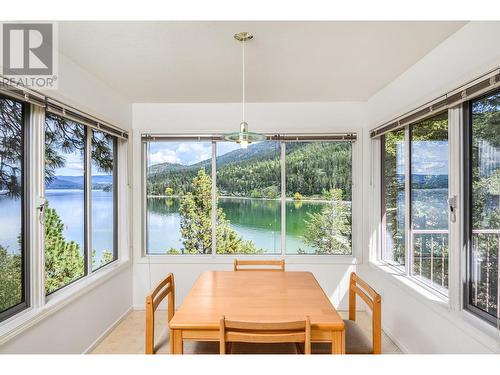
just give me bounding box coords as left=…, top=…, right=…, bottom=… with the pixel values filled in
left=0, top=52, right=133, bottom=354
left=132, top=102, right=367, bottom=311
left=0, top=267, right=131, bottom=354
left=360, top=21, right=500, bottom=354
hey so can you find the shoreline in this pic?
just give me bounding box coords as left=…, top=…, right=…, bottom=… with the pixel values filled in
left=146, top=195, right=348, bottom=204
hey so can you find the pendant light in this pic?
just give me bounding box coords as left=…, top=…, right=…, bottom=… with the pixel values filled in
left=224, top=32, right=266, bottom=148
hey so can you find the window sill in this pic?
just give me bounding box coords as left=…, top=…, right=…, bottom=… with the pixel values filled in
left=136, top=254, right=359, bottom=265
left=368, top=260, right=500, bottom=353
left=0, top=259, right=131, bottom=346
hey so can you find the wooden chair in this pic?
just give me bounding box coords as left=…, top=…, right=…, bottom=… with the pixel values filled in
left=219, top=316, right=311, bottom=355
left=309, top=272, right=382, bottom=355
left=345, top=272, right=382, bottom=354
left=233, top=259, right=285, bottom=272
left=145, top=273, right=175, bottom=354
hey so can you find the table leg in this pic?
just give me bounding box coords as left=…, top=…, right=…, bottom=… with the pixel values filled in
left=171, top=329, right=183, bottom=354
left=331, top=329, right=345, bottom=354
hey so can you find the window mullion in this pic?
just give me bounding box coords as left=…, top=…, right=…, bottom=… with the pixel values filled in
left=280, top=142, right=286, bottom=257
left=405, top=126, right=412, bottom=277
left=85, top=128, right=92, bottom=274
left=211, top=141, right=217, bottom=257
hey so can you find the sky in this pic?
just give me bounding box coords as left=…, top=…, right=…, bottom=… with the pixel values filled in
left=55, top=151, right=110, bottom=176
left=397, top=140, right=449, bottom=175
left=148, top=141, right=245, bottom=166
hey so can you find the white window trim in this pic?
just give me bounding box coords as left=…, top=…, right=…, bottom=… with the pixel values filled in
left=137, top=130, right=364, bottom=264
left=370, top=106, right=500, bottom=349
left=374, top=110, right=455, bottom=299
left=0, top=105, right=131, bottom=344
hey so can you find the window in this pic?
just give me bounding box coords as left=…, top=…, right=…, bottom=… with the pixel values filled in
left=285, top=142, right=352, bottom=255
left=144, top=137, right=354, bottom=256
left=45, top=115, right=119, bottom=294
left=216, top=141, right=281, bottom=254
left=44, top=114, right=86, bottom=294
left=146, top=141, right=213, bottom=254
left=91, top=130, right=117, bottom=270
left=381, top=112, right=449, bottom=293
left=0, top=96, right=28, bottom=322
left=465, top=90, right=499, bottom=324
left=381, top=129, right=406, bottom=266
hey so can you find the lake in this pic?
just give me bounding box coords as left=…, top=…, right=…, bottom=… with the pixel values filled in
left=0, top=189, right=113, bottom=264
left=146, top=196, right=333, bottom=254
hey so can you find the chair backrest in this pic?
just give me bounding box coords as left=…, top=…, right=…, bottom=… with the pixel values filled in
left=145, top=273, right=175, bottom=354
left=219, top=316, right=311, bottom=354
left=348, top=272, right=382, bottom=354
left=233, top=259, right=285, bottom=272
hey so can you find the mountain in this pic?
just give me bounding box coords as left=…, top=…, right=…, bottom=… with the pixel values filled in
left=47, top=175, right=113, bottom=190
left=149, top=142, right=281, bottom=175
left=146, top=141, right=354, bottom=198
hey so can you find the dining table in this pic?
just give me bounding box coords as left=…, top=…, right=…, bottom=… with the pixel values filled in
left=168, top=270, right=345, bottom=354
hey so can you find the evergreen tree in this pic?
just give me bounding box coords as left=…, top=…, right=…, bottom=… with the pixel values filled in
left=44, top=206, right=85, bottom=294
left=178, top=169, right=260, bottom=254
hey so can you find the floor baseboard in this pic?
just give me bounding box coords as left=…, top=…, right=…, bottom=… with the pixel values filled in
left=83, top=306, right=133, bottom=354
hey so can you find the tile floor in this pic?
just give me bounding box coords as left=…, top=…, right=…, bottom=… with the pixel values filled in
left=91, top=310, right=402, bottom=354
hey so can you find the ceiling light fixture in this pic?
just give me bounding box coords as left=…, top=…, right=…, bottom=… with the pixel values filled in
left=224, top=32, right=266, bottom=149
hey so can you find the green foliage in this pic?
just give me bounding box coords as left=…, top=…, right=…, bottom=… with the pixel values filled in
left=303, top=189, right=352, bottom=254
left=0, top=246, right=22, bottom=312
left=44, top=206, right=85, bottom=294
left=164, top=187, right=174, bottom=196
left=147, top=142, right=352, bottom=200
left=293, top=192, right=303, bottom=201
left=178, top=169, right=260, bottom=254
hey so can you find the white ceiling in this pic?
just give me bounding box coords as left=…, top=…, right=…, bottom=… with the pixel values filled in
left=59, top=21, right=466, bottom=103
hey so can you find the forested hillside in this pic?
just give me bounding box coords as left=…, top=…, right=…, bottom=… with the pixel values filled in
left=147, top=142, right=353, bottom=199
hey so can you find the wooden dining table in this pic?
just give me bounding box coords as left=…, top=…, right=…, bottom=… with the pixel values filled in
left=168, top=270, right=345, bottom=354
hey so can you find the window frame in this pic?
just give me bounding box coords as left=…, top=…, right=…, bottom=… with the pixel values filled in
left=463, top=89, right=500, bottom=326
left=0, top=95, right=30, bottom=323
left=141, top=135, right=359, bottom=258
left=90, top=132, right=118, bottom=272
left=43, top=116, right=120, bottom=297
left=379, top=111, right=450, bottom=297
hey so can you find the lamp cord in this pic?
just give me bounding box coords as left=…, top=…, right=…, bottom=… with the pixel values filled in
left=242, top=39, right=245, bottom=123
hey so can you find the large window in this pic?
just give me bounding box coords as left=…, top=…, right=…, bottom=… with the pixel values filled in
left=285, top=142, right=352, bottom=255
left=381, top=112, right=449, bottom=293
left=0, top=96, right=28, bottom=321
left=144, top=137, right=354, bottom=256
left=91, top=130, right=117, bottom=270
left=466, top=90, right=499, bottom=324
left=44, top=114, right=118, bottom=294
left=381, top=129, right=406, bottom=266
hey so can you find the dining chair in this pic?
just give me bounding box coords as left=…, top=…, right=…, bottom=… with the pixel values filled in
left=219, top=316, right=311, bottom=354
left=145, top=274, right=220, bottom=354
left=233, top=259, right=285, bottom=271
left=145, top=273, right=175, bottom=354
left=312, top=272, right=381, bottom=354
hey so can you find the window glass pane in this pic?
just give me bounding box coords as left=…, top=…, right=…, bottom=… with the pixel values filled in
left=216, top=141, right=281, bottom=254
left=0, top=97, right=25, bottom=315
left=91, top=130, right=116, bottom=269
left=410, top=113, right=449, bottom=290
left=44, top=114, right=85, bottom=294
left=382, top=130, right=406, bottom=265
left=285, top=142, right=352, bottom=255
left=146, top=141, right=213, bottom=254
left=469, top=91, right=499, bottom=319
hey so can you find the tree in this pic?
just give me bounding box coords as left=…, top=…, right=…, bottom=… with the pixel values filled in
left=0, top=246, right=22, bottom=312
left=178, top=169, right=260, bottom=254
left=293, top=192, right=303, bottom=201
left=44, top=205, right=84, bottom=294
left=303, top=188, right=351, bottom=254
